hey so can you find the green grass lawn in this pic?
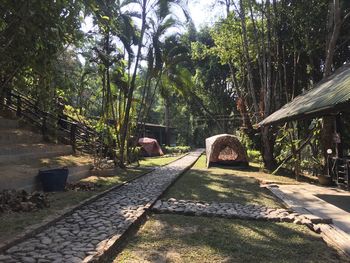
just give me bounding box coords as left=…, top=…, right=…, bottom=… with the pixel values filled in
left=115, top=214, right=344, bottom=263
left=138, top=154, right=184, bottom=167
left=165, top=155, right=283, bottom=207
left=193, top=155, right=299, bottom=184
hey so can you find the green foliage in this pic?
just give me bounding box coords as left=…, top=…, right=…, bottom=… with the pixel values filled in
left=128, top=146, right=142, bottom=163
left=2, top=0, right=350, bottom=170
left=247, top=150, right=262, bottom=163
left=0, top=0, right=84, bottom=109
left=164, top=146, right=191, bottom=154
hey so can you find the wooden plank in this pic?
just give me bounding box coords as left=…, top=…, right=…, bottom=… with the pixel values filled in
left=319, top=224, right=350, bottom=256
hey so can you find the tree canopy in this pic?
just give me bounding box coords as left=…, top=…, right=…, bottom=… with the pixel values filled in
left=1, top=0, right=349, bottom=171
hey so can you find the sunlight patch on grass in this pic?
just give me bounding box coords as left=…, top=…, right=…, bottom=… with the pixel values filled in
left=192, top=154, right=207, bottom=169
left=165, top=168, right=281, bottom=207
left=115, top=214, right=343, bottom=263
left=82, top=167, right=149, bottom=188
left=37, top=154, right=93, bottom=168
left=193, top=155, right=298, bottom=185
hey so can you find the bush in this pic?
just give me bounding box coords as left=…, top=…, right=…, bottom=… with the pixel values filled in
left=247, top=149, right=262, bottom=163
left=128, top=146, right=142, bottom=162
left=164, top=146, right=191, bottom=154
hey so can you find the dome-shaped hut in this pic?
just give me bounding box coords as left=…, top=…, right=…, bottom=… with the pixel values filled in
left=205, top=134, right=249, bottom=168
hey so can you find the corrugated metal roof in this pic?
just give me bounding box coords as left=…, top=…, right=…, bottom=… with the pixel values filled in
left=137, top=122, right=175, bottom=129
left=259, top=64, right=350, bottom=126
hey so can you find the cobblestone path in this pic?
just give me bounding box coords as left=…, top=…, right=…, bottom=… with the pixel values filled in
left=0, top=150, right=203, bottom=263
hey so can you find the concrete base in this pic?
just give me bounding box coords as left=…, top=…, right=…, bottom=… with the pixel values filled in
left=267, top=183, right=350, bottom=256
left=0, top=164, right=93, bottom=191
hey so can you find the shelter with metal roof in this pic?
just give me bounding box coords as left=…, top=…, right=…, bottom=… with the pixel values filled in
left=259, top=64, right=350, bottom=127
left=137, top=122, right=176, bottom=146
left=259, top=64, right=350, bottom=190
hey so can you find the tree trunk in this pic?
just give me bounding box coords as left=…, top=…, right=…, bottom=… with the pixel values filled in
left=118, top=0, right=147, bottom=167
left=248, top=0, right=265, bottom=93
left=324, top=0, right=341, bottom=77
left=261, top=126, right=276, bottom=170
left=261, top=0, right=276, bottom=170
left=239, top=0, right=259, bottom=115
left=164, top=98, right=170, bottom=146
left=321, top=0, right=341, bottom=171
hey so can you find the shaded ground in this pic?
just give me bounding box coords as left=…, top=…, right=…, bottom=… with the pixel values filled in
left=316, top=194, right=350, bottom=213
left=165, top=155, right=283, bottom=207
left=0, top=156, right=181, bottom=244
left=116, top=214, right=344, bottom=263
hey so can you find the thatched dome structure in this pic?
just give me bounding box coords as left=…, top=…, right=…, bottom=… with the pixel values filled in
left=205, top=134, right=249, bottom=168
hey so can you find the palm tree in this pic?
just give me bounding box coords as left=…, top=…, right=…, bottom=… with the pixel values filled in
left=117, top=0, right=190, bottom=164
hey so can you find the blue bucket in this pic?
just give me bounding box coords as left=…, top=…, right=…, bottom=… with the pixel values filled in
left=38, top=168, right=68, bottom=192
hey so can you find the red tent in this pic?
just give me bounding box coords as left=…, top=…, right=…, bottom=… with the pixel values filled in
left=138, top=137, right=164, bottom=157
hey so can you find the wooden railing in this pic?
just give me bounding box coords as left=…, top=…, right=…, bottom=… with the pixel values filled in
left=2, top=89, right=102, bottom=154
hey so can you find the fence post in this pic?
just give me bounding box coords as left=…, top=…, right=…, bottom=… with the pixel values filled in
left=16, top=96, right=22, bottom=117
left=6, top=90, right=12, bottom=106
left=70, top=123, right=77, bottom=153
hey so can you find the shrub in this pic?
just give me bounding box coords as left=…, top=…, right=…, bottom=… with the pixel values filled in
left=247, top=149, right=262, bottom=163
left=128, top=146, right=142, bottom=162
left=164, top=146, right=191, bottom=154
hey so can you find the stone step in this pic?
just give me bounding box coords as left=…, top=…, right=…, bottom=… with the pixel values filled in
left=0, top=117, right=19, bottom=129
left=0, top=143, right=73, bottom=164
left=0, top=129, right=43, bottom=145
left=0, top=163, right=93, bottom=191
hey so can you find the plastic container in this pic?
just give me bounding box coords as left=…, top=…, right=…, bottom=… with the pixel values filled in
left=38, top=168, right=68, bottom=192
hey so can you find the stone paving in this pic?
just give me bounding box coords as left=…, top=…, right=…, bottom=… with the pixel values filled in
left=0, top=150, right=203, bottom=263
left=152, top=198, right=332, bottom=231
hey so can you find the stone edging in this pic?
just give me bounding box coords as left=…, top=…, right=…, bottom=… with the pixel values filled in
left=152, top=198, right=331, bottom=230
left=0, top=168, right=155, bottom=253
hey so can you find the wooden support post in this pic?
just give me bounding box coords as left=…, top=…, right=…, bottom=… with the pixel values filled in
left=70, top=123, right=77, bottom=153
left=335, top=114, right=343, bottom=158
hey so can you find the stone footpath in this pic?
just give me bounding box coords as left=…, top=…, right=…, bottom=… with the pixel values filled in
left=152, top=198, right=332, bottom=231
left=0, top=150, right=203, bottom=263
